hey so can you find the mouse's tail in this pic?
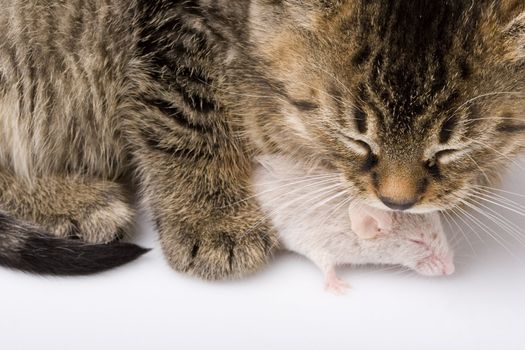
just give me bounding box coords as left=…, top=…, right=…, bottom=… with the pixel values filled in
left=0, top=211, right=150, bottom=276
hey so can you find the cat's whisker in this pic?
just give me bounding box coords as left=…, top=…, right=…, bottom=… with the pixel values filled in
left=454, top=207, right=485, bottom=248
left=300, top=189, right=351, bottom=217
left=441, top=210, right=477, bottom=255
left=474, top=185, right=525, bottom=199
left=468, top=190, right=525, bottom=217
left=454, top=199, right=520, bottom=259
left=463, top=195, right=525, bottom=246
left=314, top=194, right=356, bottom=231
left=465, top=154, right=491, bottom=184
left=444, top=214, right=468, bottom=246
left=462, top=136, right=525, bottom=171
left=241, top=180, right=351, bottom=247
left=279, top=182, right=352, bottom=227
left=465, top=116, right=525, bottom=123
left=467, top=199, right=525, bottom=244
left=218, top=175, right=342, bottom=210
left=451, top=239, right=466, bottom=253
left=245, top=173, right=341, bottom=189
left=253, top=179, right=344, bottom=213
left=454, top=91, right=525, bottom=114
left=446, top=229, right=461, bottom=247
left=470, top=187, right=525, bottom=215
left=290, top=190, right=353, bottom=236
left=448, top=201, right=486, bottom=245
left=317, top=196, right=355, bottom=229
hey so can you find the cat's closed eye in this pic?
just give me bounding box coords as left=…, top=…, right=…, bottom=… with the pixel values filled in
left=290, top=99, right=319, bottom=112
left=427, top=149, right=463, bottom=167
left=339, top=133, right=372, bottom=155
left=339, top=134, right=379, bottom=171
left=424, top=148, right=465, bottom=180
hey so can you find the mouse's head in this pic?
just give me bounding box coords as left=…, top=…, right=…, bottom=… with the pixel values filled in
left=394, top=212, right=455, bottom=276
left=360, top=212, right=455, bottom=276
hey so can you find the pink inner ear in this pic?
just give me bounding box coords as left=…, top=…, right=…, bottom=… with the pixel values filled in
left=349, top=205, right=394, bottom=239
left=375, top=212, right=393, bottom=232
left=364, top=207, right=393, bottom=233
left=350, top=211, right=381, bottom=240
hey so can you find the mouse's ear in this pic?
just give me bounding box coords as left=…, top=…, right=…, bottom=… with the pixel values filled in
left=349, top=206, right=392, bottom=240
left=350, top=215, right=381, bottom=240
left=368, top=209, right=393, bottom=233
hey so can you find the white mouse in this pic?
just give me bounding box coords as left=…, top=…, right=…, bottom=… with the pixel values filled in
left=253, top=156, right=455, bottom=294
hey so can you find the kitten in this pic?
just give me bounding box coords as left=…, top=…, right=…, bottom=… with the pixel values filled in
left=0, top=1, right=524, bottom=278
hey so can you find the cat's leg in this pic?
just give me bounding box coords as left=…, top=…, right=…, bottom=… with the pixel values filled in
left=135, top=152, right=278, bottom=280
left=0, top=170, right=135, bottom=244
left=127, top=114, right=278, bottom=280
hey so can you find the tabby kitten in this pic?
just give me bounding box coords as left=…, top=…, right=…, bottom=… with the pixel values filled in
left=0, top=0, right=524, bottom=279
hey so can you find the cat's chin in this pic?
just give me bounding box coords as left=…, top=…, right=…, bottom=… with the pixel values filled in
left=404, top=205, right=443, bottom=214
left=365, top=200, right=441, bottom=214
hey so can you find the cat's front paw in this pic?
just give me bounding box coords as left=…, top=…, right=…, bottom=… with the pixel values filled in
left=160, top=217, right=279, bottom=280
left=43, top=185, right=135, bottom=244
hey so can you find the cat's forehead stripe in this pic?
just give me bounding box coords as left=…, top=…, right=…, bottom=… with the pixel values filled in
left=349, top=0, right=483, bottom=124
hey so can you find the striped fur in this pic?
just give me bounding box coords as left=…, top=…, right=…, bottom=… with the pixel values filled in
left=0, top=0, right=524, bottom=278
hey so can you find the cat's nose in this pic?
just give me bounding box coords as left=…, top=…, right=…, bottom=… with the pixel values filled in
left=379, top=196, right=417, bottom=211
left=374, top=166, right=426, bottom=211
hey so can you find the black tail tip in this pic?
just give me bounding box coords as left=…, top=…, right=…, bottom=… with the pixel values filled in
left=60, top=241, right=153, bottom=275
left=8, top=238, right=153, bottom=276
left=118, top=242, right=152, bottom=258
left=0, top=211, right=152, bottom=276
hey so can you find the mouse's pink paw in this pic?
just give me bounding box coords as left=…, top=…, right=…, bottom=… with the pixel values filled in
left=324, top=268, right=351, bottom=295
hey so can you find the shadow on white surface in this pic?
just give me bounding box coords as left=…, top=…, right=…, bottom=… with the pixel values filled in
left=1, top=159, right=524, bottom=350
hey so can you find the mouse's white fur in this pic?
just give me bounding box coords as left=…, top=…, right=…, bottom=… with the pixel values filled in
left=253, top=156, right=455, bottom=293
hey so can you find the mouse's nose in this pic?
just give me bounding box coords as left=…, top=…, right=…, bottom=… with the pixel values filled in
left=379, top=196, right=417, bottom=211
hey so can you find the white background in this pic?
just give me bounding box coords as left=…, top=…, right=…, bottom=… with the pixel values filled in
left=1, top=159, right=524, bottom=350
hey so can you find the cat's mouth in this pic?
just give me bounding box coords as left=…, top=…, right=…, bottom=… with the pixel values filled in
left=365, top=199, right=441, bottom=215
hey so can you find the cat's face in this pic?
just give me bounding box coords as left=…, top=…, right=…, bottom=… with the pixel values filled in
left=246, top=0, right=525, bottom=212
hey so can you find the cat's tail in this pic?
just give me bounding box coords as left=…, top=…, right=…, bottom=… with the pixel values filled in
left=0, top=211, right=150, bottom=276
